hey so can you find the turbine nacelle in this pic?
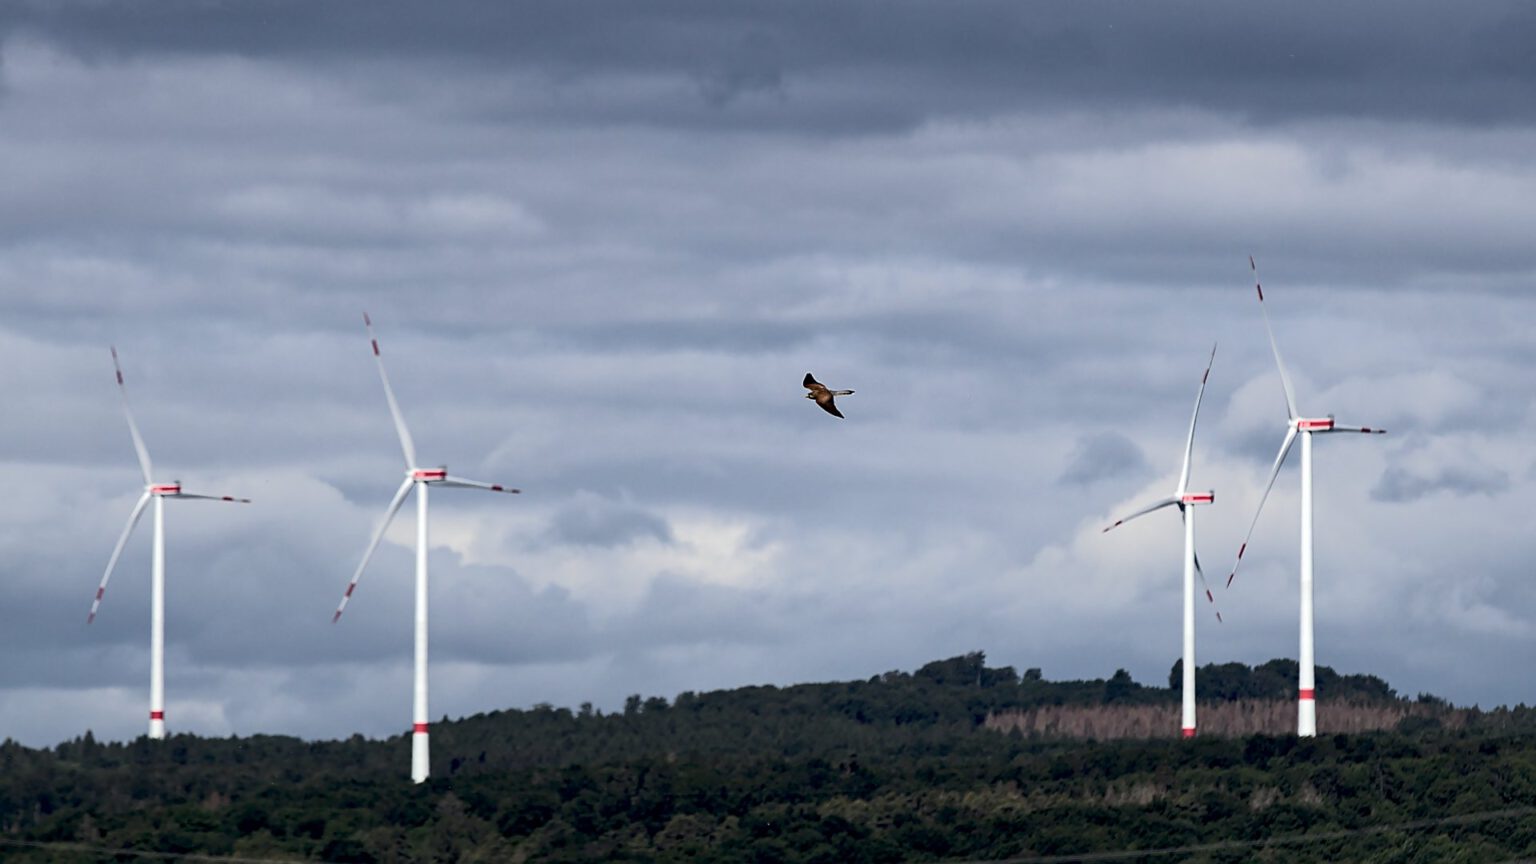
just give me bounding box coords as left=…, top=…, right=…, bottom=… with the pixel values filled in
left=150, top=483, right=182, bottom=496
left=1180, top=492, right=1215, bottom=505
left=1291, top=416, right=1386, bottom=435
left=411, top=468, right=448, bottom=482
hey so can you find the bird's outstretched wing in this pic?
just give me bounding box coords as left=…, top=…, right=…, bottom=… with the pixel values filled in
left=804, top=372, right=846, bottom=418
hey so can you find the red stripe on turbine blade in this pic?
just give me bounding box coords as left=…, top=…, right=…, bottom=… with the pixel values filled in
left=344, top=584, right=356, bottom=597
left=116, top=371, right=124, bottom=385
left=413, top=723, right=429, bottom=734
left=1216, top=612, right=1223, bottom=623
left=1299, top=689, right=1315, bottom=701
left=1257, top=284, right=1264, bottom=301
left=363, top=312, right=372, bottom=326
left=371, top=340, right=380, bottom=356
left=1205, top=590, right=1213, bottom=602
left=1225, top=572, right=1235, bottom=588
left=96, top=588, right=104, bottom=599
left=1237, top=543, right=1247, bottom=558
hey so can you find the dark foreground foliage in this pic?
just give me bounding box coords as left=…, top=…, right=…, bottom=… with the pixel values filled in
left=5, top=654, right=1536, bottom=862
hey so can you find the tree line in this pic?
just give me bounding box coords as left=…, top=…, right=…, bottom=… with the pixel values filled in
left=4, top=653, right=1536, bottom=862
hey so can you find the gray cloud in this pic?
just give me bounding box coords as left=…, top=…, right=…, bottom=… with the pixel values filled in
left=1372, top=464, right=1511, bottom=503
left=544, top=494, right=673, bottom=548
left=1058, top=432, right=1150, bottom=486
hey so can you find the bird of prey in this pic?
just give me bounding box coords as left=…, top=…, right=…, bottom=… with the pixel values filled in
left=803, top=373, right=854, bottom=418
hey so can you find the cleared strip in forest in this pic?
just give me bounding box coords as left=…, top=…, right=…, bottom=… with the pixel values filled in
left=984, top=698, right=1470, bottom=739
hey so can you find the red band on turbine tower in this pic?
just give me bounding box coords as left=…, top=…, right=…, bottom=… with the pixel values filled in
left=150, top=711, right=165, bottom=720
left=1298, top=689, right=1315, bottom=701
left=413, top=723, right=429, bottom=734
left=1181, top=727, right=1195, bottom=739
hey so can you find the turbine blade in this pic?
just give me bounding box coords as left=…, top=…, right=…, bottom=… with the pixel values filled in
left=363, top=313, right=419, bottom=469
left=1101, top=496, right=1178, bottom=533
left=1321, top=423, right=1387, bottom=435
left=1176, top=343, right=1217, bottom=497
left=1251, top=257, right=1299, bottom=420
left=1226, top=426, right=1298, bottom=589
left=1185, top=510, right=1223, bottom=624
left=169, top=492, right=253, bottom=503
left=333, top=477, right=415, bottom=623
left=89, top=491, right=152, bottom=623
left=110, top=347, right=154, bottom=484
left=439, top=474, right=521, bottom=494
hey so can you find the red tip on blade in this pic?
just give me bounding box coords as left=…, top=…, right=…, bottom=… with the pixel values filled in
left=1249, top=256, right=1255, bottom=270
left=116, top=371, right=124, bottom=385
left=332, top=610, right=343, bottom=623
left=87, top=613, right=96, bottom=624
left=1256, top=284, right=1264, bottom=301
left=363, top=312, right=371, bottom=326
left=1216, top=612, right=1223, bottom=623
left=1202, top=369, right=1209, bottom=384
left=371, top=339, right=380, bottom=356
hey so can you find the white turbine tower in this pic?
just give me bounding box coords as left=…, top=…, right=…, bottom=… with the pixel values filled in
left=90, top=347, right=251, bottom=739
left=1102, top=345, right=1222, bottom=739
left=1226, top=258, right=1385, bottom=737
left=332, top=314, right=521, bottom=784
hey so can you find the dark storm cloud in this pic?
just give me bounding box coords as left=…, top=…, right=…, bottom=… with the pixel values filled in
left=7, top=1, right=1536, bottom=131
left=1058, top=431, right=1150, bottom=486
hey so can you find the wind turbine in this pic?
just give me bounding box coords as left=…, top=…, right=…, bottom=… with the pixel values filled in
left=332, top=313, right=521, bottom=784
left=1102, top=345, right=1222, bottom=739
left=90, top=347, right=250, bottom=740
left=1226, top=258, right=1385, bottom=737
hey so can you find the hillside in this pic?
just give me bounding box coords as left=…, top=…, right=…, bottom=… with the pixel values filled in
left=4, top=654, right=1536, bottom=862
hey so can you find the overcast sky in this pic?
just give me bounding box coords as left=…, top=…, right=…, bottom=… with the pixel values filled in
left=3, top=1, right=1536, bottom=748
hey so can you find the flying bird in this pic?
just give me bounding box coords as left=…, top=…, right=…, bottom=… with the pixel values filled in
left=803, top=373, right=854, bottom=418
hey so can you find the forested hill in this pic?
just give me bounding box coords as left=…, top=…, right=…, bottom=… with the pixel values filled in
left=7, top=654, right=1536, bottom=862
